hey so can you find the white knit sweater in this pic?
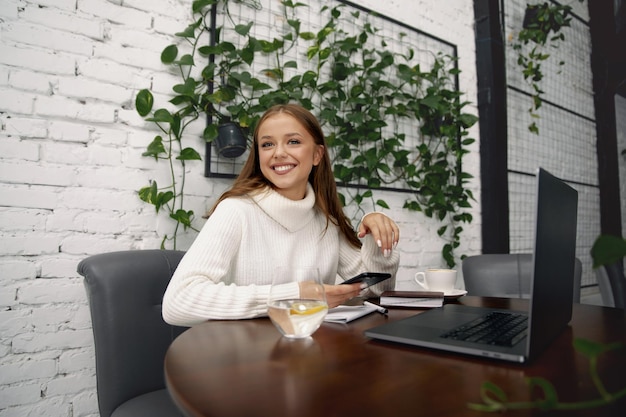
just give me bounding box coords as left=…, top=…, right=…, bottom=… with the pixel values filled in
left=162, top=184, right=399, bottom=326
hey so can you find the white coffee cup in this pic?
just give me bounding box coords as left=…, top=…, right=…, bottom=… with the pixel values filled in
left=414, top=269, right=457, bottom=292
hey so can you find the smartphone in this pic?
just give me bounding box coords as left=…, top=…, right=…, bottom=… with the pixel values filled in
left=341, top=272, right=391, bottom=287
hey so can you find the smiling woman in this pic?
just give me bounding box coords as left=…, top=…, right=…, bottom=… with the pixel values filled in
left=161, top=104, right=401, bottom=326
left=257, top=113, right=324, bottom=201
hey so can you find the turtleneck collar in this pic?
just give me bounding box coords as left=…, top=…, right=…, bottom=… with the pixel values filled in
left=250, top=183, right=316, bottom=232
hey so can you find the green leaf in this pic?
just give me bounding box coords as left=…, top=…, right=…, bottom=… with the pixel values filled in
left=527, top=377, right=558, bottom=410
left=142, top=136, right=166, bottom=160
left=203, top=124, right=219, bottom=142
left=300, top=31, right=316, bottom=40
left=235, top=22, right=253, bottom=36
left=161, top=45, right=178, bottom=64
left=480, top=381, right=508, bottom=404
left=177, top=147, right=202, bottom=161
left=175, top=54, right=194, bottom=66
left=170, top=209, right=194, bottom=229
left=376, top=199, right=390, bottom=209
left=135, top=89, right=154, bottom=117
left=591, top=235, right=626, bottom=268
left=138, top=182, right=157, bottom=205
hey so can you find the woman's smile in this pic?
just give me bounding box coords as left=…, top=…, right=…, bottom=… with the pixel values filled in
left=257, top=113, right=323, bottom=200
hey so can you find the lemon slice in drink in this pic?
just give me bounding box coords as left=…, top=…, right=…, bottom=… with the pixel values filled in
left=289, top=303, right=327, bottom=315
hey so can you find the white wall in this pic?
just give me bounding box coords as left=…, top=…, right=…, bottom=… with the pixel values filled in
left=0, top=0, right=479, bottom=415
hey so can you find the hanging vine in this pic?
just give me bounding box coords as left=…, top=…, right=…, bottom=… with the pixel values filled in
left=512, top=1, right=581, bottom=134
left=135, top=0, right=477, bottom=266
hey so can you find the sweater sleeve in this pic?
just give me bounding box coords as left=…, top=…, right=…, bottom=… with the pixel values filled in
left=337, top=232, right=399, bottom=296
left=162, top=199, right=299, bottom=326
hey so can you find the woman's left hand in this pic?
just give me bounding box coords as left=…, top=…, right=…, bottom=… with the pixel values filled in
left=358, top=212, right=400, bottom=257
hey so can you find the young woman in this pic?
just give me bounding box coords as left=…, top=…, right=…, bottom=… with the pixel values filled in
left=163, top=104, right=400, bottom=326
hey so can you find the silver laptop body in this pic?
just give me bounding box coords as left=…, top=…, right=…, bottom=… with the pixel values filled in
left=365, top=168, right=578, bottom=363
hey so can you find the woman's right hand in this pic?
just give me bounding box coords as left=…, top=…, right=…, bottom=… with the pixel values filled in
left=323, top=283, right=362, bottom=308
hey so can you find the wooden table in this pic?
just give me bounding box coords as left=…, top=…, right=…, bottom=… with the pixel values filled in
left=164, top=297, right=626, bottom=417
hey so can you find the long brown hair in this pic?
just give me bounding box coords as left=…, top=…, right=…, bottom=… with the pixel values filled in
left=208, top=104, right=361, bottom=249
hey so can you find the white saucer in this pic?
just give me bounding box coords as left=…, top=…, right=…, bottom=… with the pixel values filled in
left=443, top=289, right=467, bottom=298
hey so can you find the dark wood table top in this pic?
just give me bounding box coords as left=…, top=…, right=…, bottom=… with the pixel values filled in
left=164, top=296, right=626, bottom=417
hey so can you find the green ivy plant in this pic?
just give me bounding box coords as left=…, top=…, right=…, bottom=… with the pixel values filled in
left=135, top=0, right=477, bottom=266
left=512, top=1, right=581, bottom=134
left=468, top=338, right=626, bottom=412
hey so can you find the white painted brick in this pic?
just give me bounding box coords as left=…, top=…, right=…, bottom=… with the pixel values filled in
left=40, top=256, right=82, bottom=279
left=43, top=143, right=124, bottom=167
left=77, top=57, right=153, bottom=89
left=73, top=304, right=94, bottom=330
left=0, top=397, right=70, bottom=417
left=0, top=44, right=76, bottom=75
left=89, top=125, right=128, bottom=146
left=58, top=348, right=95, bottom=374
left=0, top=67, right=9, bottom=86
left=154, top=13, right=191, bottom=36
left=0, top=286, right=17, bottom=307
left=77, top=211, right=128, bottom=235
left=0, top=381, right=41, bottom=409
left=124, top=0, right=191, bottom=18
left=19, top=279, right=85, bottom=305
left=8, top=68, right=56, bottom=95
left=71, top=389, right=99, bottom=417
left=45, top=209, right=88, bottom=234
left=93, top=42, right=163, bottom=71
left=0, top=87, right=36, bottom=115
left=46, top=371, right=96, bottom=397
left=59, top=234, right=139, bottom=256
left=0, top=235, right=61, bottom=256
left=3, top=22, right=94, bottom=56
left=0, top=184, right=59, bottom=210
left=0, top=208, right=47, bottom=232
left=0, top=137, right=40, bottom=161
left=0, top=162, right=76, bottom=187
left=107, top=25, right=173, bottom=53
left=0, top=309, right=31, bottom=338
left=0, top=359, right=57, bottom=385
left=80, top=0, right=152, bottom=28
left=24, top=0, right=76, bottom=12
left=0, top=259, right=38, bottom=281
left=12, top=328, right=93, bottom=354
left=0, top=0, right=18, bottom=20
left=77, top=164, right=154, bottom=190
left=2, top=116, right=48, bottom=139
left=34, top=95, right=117, bottom=124
left=57, top=76, right=133, bottom=105
left=40, top=142, right=91, bottom=165
left=20, top=5, right=106, bottom=41
left=58, top=187, right=143, bottom=211
left=48, top=120, right=92, bottom=143
left=29, top=305, right=78, bottom=331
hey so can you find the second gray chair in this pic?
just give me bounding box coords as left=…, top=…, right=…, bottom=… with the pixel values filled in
left=595, top=261, right=626, bottom=309
left=462, top=254, right=582, bottom=302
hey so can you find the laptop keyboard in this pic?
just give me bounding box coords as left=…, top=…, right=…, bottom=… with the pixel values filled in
left=440, top=311, right=528, bottom=347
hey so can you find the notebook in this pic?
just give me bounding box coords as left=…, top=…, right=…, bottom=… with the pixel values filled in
left=365, top=168, right=578, bottom=363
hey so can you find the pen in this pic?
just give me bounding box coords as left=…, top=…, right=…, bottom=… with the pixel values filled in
left=364, top=301, right=388, bottom=314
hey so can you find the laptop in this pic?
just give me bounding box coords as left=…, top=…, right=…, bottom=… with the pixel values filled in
left=365, top=168, right=578, bottom=363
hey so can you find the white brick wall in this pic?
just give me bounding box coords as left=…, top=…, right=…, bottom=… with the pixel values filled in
left=0, top=0, right=479, bottom=415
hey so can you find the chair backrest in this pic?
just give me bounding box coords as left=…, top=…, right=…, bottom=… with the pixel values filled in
left=595, top=261, right=626, bottom=309
left=78, top=250, right=187, bottom=417
left=462, top=254, right=582, bottom=302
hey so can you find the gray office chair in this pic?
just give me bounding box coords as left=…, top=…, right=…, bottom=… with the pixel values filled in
left=78, top=250, right=187, bottom=417
left=595, top=261, right=626, bottom=309
left=462, top=254, right=582, bottom=302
